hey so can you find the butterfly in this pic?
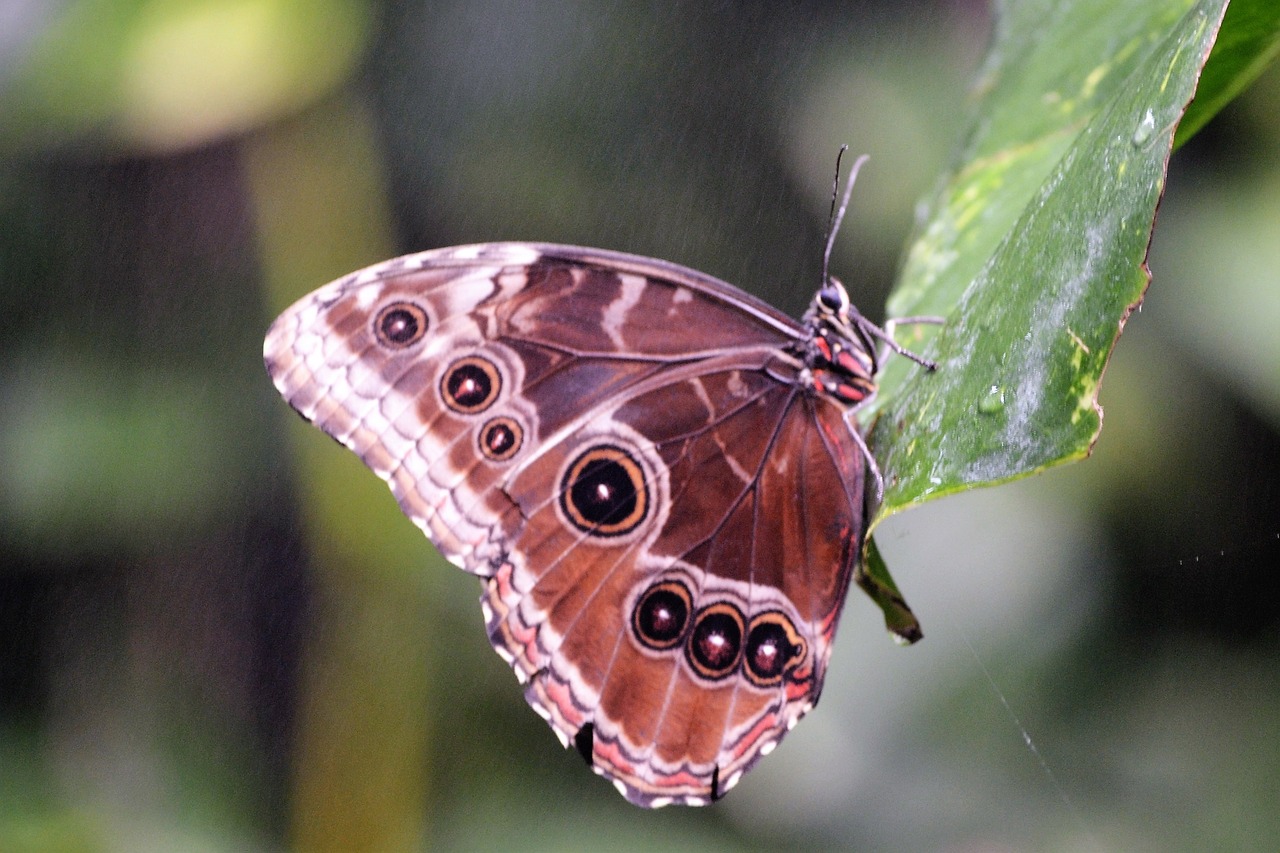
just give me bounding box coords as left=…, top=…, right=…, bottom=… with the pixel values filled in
left=263, top=155, right=936, bottom=807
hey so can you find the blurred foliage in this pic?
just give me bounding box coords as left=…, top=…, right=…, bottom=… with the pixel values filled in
left=1, top=1, right=1279, bottom=852
left=0, top=0, right=372, bottom=155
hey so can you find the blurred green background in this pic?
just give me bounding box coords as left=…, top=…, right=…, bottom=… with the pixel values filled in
left=2, top=1, right=1278, bottom=850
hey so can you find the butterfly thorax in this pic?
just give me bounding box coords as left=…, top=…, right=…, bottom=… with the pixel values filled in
left=799, top=278, right=878, bottom=407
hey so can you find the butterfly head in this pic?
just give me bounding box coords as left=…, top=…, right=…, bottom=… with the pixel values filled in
left=815, top=278, right=850, bottom=316
left=802, top=276, right=878, bottom=407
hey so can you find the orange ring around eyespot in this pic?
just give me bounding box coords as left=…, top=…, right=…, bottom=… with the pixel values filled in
left=686, top=601, right=745, bottom=680
left=441, top=356, right=502, bottom=414
left=478, top=416, right=523, bottom=461
left=373, top=301, right=429, bottom=348
left=559, top=445, right=648, bottom=537
left=742, top=611, right=807, bottom=687
left=632, top=580, right=693, bottom=651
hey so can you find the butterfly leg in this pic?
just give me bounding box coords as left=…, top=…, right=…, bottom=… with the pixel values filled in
left=887, top=315, right=945, bottom=327
left=864, top=315, right=942, bottom=372
left=842, top=408, right=885, bottom=507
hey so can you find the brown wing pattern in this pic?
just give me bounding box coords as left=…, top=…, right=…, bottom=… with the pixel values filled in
left=264, top=243, right=867, bottom=807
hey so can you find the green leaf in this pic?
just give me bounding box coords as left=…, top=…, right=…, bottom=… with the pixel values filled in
left=855, top=538, right=924, bottom=644
left=1178, top=0, right=1280, bottom=145
left=856, top=0, right=1236, bottom=642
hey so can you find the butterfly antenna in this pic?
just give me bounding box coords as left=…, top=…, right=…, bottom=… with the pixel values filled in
left=822, top=147, right=869, bottom=286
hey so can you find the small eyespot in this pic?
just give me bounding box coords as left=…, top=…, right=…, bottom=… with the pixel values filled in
left=632, top=581, right=693, bottom=651
left=478, top=416, right=522, bottom=461
left=686, top=603, right=745, bottom=680
left=441, top=356, right=502, bottom=414
left=560, top=445, right=648, bottom=537
left=743, top=612, right=807, bottom=687
left=373, top=302, right=428, bottom=348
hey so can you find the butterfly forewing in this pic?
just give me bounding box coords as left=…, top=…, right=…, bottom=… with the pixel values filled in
left=264, top=242, right=871, bottom=807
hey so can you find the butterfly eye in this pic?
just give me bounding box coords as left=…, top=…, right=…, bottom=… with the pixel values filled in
left=441, top=356, right=502, bottom=414
left=559, top=444, right=649, bottom=537
left=373, top=301, right=429, bottom=348
left=478, top=416, right=523, bottom=461
left=686, top=602, right=745, bottom=680
left=817, top=284, right=846, bottom=313
left=632, top=580, right=693, bottom=651
left=743, top=612, right=806, bottom=687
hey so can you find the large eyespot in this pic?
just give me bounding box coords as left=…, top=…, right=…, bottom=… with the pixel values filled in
left=559, top=445, right=648, bottom=537
left=686, top=602, right=744, bottom=680
left=743, top=612, right=807, bottom=687
left=478, top=416, right=523, bottom=461
left=373, top=302, right=428, bottom=348
left=632, top=580, right=692, bottom=651
left=441, top=356, right=502, bottom=414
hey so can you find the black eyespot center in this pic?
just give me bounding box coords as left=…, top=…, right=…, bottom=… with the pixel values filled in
left=560, top=444, right=648, bottom=537
left=374, top=301, right=429, bottom=348
left=633, top=581, right=692, bottom=651
left=687, top=602, right=745, bottom=680
left=441, top=356, right=502, bottom=414
left=478, top=416, right=522, bottom=461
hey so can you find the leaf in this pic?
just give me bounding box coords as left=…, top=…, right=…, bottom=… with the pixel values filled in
left=1178, top=0, right=1280, bottom=145
left=855, top=538, right=924, bottom=644
left=856, top=0, right=1233, bottom=642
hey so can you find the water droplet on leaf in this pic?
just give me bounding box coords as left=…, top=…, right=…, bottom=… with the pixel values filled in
left=979, top=385, right=1005, bottom=414
left=1132, top=109, right=1156, bottom=146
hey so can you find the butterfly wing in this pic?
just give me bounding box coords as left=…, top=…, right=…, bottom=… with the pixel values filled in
left=264, top=243, right=868, bottom=806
